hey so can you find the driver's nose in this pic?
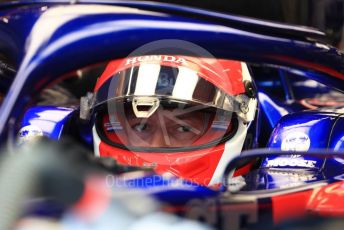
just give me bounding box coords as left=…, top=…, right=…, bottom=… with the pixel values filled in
left=150, top=128, right=170, bottom=147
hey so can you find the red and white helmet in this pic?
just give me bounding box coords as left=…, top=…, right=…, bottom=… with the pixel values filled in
left=91, top=55, right=257, bottom=185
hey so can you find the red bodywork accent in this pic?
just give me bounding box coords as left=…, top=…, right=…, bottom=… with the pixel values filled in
left=272, top=181, right=344, bottom=223
left=272, top=189, right=313, bottom=223
left=99, top=141, right=225, bottom=185
left=306, top=181, right=344, bottom=217
left=233, top=161, right=254, bottom=177
left=270, top=55, right=344, bottom=81
left=94, top=56, right=246, bottom=96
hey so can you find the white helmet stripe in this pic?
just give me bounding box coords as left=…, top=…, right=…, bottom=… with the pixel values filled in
left=241, top=62, right=251, bottom=81
left=208, top=120, right=248, bottom=185
left=134, top=64, right=161, bottom=95
left=172, top=66, right=199, bottom=100
left=92, top=125, right=101, bottom=157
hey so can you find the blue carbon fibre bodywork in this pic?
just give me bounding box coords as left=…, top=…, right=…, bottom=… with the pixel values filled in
left=258, top=92, right=289, bottom=128
left=261, top=155, right=324, bottom=170
left=261, top=155, right=344, bottom=190
left=329, top=115, right=344, bottom=151
left=123, top=151, right=344, bottom=200
left=0, top=1, right=344, bottom=212
left=0, top=1, right=343, bottom=137
left=21, top=106, right=73, bottom=139
left=117, top=174, right=219, bottom=205
left=268, top=112, right=339, bottom=150
left=223, top=149, right=344, bottom=191
left=242, top=169, right=325, bottom=191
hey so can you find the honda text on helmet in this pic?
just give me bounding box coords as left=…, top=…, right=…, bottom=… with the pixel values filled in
left=88, top=55, right=257, bottom=185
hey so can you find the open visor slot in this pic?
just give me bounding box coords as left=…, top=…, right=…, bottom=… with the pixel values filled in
left=95, top=99, right=238, bottom=150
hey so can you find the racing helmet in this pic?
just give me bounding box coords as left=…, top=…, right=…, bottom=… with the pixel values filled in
left=90, top=55, right=257, bottom=185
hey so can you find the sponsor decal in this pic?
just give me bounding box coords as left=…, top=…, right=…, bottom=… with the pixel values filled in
left=265, top=158, right=317, bottom=168
left=104, top=121, right=122, bottom=132
left=125, top=55, right=188, bottom=66
left=267, top=170, right=317, bottom=182
left=263, top=169, right=323, bottom=190
left=281, top=132, right=310, bottom=151
left=17, top=125, right=43, bottom=145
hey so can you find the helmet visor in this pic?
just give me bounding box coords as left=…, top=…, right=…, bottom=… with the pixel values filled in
left=96, top=100, right=236, bottom=150
left=94, top=63, right=247, bottom=114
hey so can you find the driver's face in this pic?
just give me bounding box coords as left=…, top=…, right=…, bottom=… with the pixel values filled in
left=120, top=108, right=208, bottom=148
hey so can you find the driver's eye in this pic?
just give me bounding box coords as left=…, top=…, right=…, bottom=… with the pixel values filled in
left=176, top=126, right=192, bottom=132
left=132, top=123, right=149, bottom=132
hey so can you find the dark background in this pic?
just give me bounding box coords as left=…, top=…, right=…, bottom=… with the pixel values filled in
left=148, top=0, right=344, bottom=49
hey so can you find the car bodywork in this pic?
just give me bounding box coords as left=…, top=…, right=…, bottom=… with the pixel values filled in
left=0, top=0, right=343, bottom=141
left=0, top=0, right=344, bottom=229
left=119, top=149, right=344, bottom=229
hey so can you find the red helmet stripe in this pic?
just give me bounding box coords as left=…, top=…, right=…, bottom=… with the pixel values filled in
left=98, top=141, right=225, bottom=185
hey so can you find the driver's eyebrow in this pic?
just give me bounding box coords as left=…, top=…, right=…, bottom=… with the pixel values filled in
left=163, top=112, right=202, bottom=135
